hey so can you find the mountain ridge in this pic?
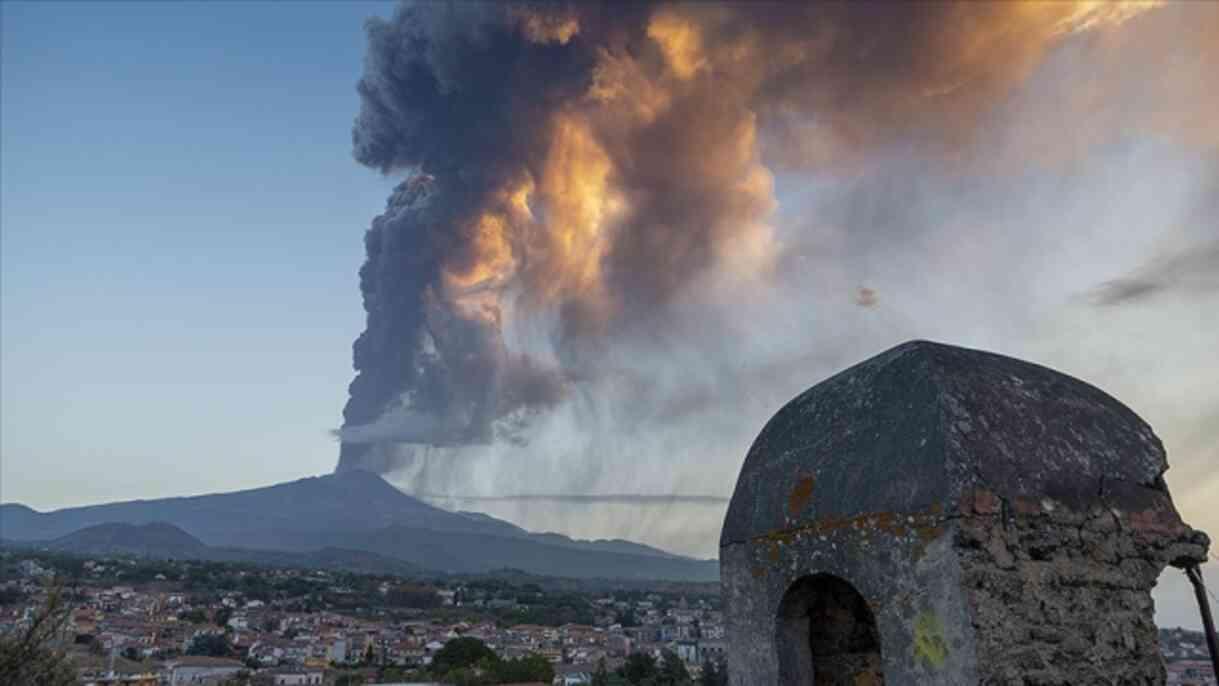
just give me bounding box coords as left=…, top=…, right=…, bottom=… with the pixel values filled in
left=0, top=471, right=716, bottom=581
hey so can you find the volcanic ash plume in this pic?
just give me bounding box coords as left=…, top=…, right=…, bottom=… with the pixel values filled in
left=335, top=0, right=1204, bottom=475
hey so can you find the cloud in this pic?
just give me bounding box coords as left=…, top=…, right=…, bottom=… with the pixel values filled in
left=331, top=4, right=1218, bottom=630
left=1092, top=240, right=1219, bottom=306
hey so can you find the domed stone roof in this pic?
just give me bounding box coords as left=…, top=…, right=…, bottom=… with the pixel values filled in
left=720, top=340, right=1176, bottom=547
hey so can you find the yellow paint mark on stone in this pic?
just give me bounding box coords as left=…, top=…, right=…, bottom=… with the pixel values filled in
left=914, top=611, right=948, bottom=669
left=788, top=476, right=816, bottom=516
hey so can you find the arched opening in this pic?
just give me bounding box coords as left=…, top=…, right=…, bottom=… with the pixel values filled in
left=776, top=574, right=884, bottom=685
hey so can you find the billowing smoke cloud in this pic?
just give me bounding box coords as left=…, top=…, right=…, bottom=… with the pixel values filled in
left=335, top=2, right=1218, bottom=626
left=338, top=0, right=1200, bottom=471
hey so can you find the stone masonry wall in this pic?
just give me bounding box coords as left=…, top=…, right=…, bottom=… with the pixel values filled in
left=955, top=488, right=1209, bottom=686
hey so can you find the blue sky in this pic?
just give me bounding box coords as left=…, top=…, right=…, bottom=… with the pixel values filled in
left=1, top=1, right=399, bottom=506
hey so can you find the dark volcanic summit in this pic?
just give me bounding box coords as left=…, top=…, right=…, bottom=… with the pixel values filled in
left=1, top=469, right=520, bottom=546
left=722, top=340, right=1179, bottom=546
left=2, top=470, right=716, bottom=581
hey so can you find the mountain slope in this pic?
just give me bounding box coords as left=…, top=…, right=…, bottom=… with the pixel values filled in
left=303, top=525, right=717, bottom=580
left=0, top=471, right=717, bottom=581
left=7, top=526, right=425, bottom=577
left=0, top=470, right=522, bottom=548
left=46, top=522, right=207, bottom=558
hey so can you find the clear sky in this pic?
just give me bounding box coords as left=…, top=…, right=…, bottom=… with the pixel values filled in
left=1, top=1, right=397, bottom=505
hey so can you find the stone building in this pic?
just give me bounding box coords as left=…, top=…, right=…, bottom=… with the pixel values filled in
left=720, top=340, right=1209, bottom=685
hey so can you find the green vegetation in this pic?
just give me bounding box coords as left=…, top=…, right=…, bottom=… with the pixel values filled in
left=699, top=658, right=728, bottom=686
left=427, top=636, right=554, bottom=684
left=0, top=587, right=26, bottom=606
left=0, top=585, right=78, bottom=686
left=177, top=608, right=208, bottom=624
left=186, top=633, right=232, bottom=657
left=386, top=582, right=443, bottom=609
left=617, top=650, right=699, bottom=686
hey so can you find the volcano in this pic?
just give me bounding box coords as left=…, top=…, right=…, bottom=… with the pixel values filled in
left=0, top=470, right=717, bottom=581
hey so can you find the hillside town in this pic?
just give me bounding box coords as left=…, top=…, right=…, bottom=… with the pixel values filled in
left=1, top=550, right=729, bottom=685
left=4, top=550, right=1214, bottom=685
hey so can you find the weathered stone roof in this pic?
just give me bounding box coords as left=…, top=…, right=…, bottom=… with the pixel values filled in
left=721, top=340, right=1176, bottom=546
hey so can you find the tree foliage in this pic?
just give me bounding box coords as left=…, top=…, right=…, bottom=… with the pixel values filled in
left=619, top=650, right=697, bottom=686
left=700, top=658, right=728, bottom=686
left=0, top=586, right=78, bottom=686
left=431, top=637, right=497, bottom=675
left=493, top=653, right=554, bottom=683
left=430, top=637, right=553, bottom=684
left=387, top=583, right=442, bottom=609
left=593, top=656, right=611, bottom=686
left=621, top=652, right=658, bottom=684
left=186, top=632, right=232, bottom=657
left=658, top=649, right=691, bottom=684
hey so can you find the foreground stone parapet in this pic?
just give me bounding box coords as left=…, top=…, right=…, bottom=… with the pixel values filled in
left=720, top=340, right=1208, bottom=685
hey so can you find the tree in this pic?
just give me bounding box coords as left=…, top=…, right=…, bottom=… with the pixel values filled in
left=658, top=650, right=690, bottom=685
left=387, top=583, right=442, bottom=609
left=699, top=658, right=727, bottom=686
left=592, top=656, right=611, bottom=686
left=621, top=652, right=658, bottom=685
left=186, top=633, right=232, bottom=657
left=214, top=607, right=233, bottom=628
left=430, top=636, right=497, bottom=675
left=493, top=653, right=554, bottom=683
left=0, top=586, right=78, bottom=686
left=0, top=587, right=26, bottom=606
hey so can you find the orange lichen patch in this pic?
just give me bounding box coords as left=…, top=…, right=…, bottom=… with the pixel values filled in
left=751, top=566, right=767, bottom=579
left=787, top=476, right=816, bottom=517
left=756, top=508, right=947, bottom=552
left=768, top=541, right=782, bottom=562
left=915, top=522, right=944, bottom=542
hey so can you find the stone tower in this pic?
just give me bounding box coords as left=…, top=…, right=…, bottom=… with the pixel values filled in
left=720, top=340, right=1209, bottom=685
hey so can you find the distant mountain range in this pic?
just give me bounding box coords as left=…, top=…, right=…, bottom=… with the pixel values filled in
left=10, top=521, right=425, bottom=576
left=0, top=470, right=718, bottom=582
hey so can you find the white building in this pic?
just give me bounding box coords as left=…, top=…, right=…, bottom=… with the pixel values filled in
left=269, top=669, right=324, bottom=685
left=168, top=656, right=244, bottom=684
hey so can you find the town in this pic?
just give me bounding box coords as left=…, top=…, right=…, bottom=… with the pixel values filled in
left=1, top=549, right=730, bottom=685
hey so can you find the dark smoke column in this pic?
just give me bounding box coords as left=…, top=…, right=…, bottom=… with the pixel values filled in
left=335, top=2, right=592, bottom=473
left=337, top=176, right=443, bottom=473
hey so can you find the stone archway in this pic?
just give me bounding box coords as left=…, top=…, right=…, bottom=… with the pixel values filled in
left=776, top=574, right=884, bottom=685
